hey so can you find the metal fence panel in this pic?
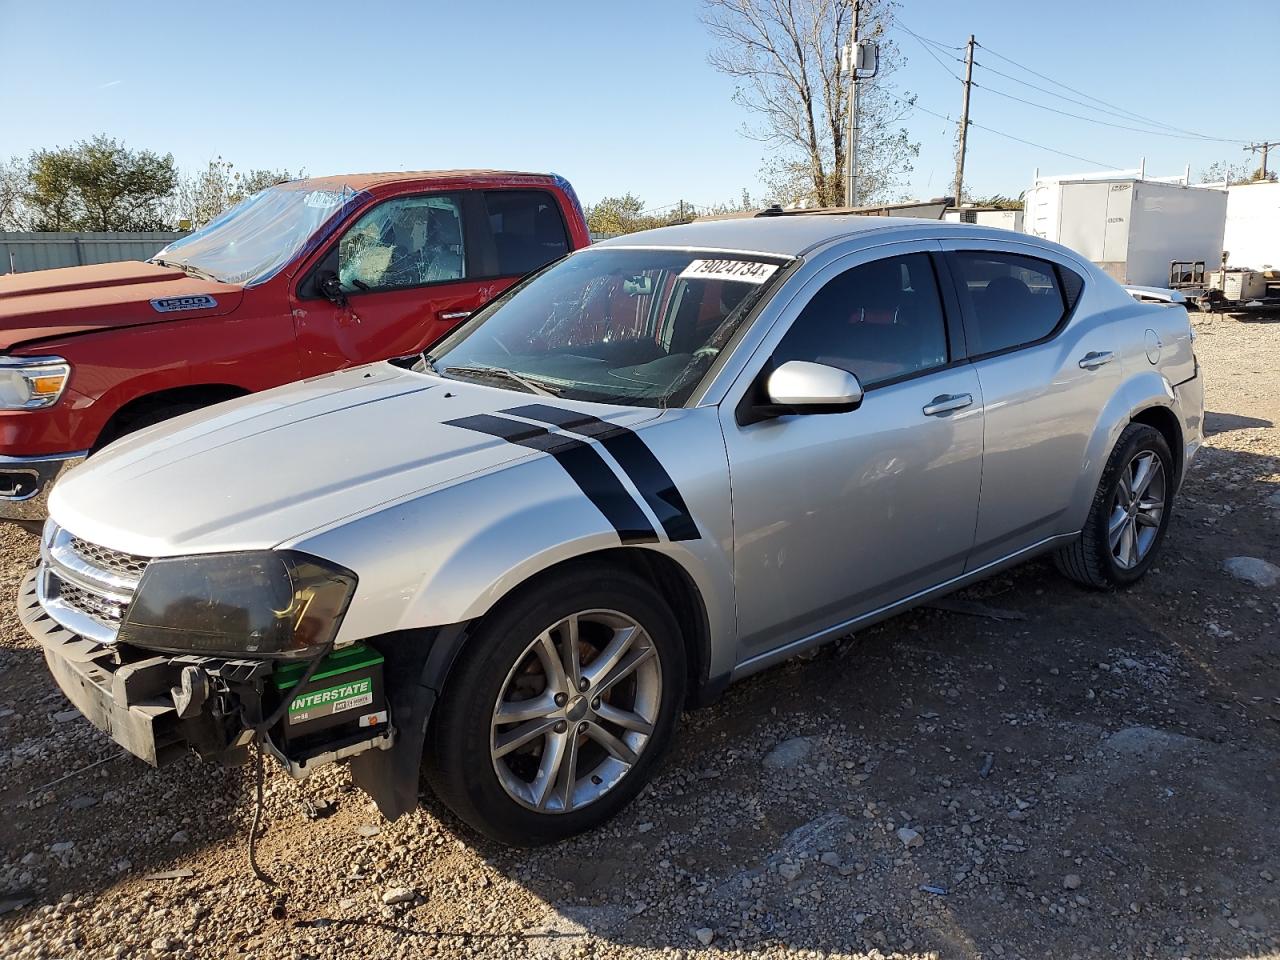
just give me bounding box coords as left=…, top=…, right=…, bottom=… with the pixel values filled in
left=0, top=232, right=189, bottom=275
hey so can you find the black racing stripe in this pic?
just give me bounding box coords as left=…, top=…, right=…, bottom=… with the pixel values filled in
left=444, top=414, right=658, bottom=544
left=502, top=403, right=700, bottom=542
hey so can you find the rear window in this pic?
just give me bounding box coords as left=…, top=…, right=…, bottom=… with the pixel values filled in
left=949, top=251, right=1074, bottom=355
left=484, top=190, right=569, bottom=277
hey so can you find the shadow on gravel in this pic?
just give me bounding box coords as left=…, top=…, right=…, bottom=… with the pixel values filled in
left=1205, top=410, right=1274, bottom=434
left=4, top=445, right=1280, bottom=958
left=428, top=448, right=1280, bottom=958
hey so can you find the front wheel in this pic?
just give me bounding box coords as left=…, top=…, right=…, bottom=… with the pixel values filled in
left=1055, top=422, right=1175, bottom=588
left=423, top=565, right=686, bottom=845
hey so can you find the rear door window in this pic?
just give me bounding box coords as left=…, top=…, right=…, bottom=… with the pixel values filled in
left=949, top=251, right=1077, bottom=355
left=484, top=190, right=569, bottom=277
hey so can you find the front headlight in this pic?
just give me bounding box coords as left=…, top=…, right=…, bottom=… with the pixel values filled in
left=117, top=551, right=358, bottom=659
left=0, top=356, right=71, bottom=410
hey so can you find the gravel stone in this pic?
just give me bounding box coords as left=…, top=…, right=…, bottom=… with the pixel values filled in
left=1223, top=556, right=1279, bottom=588
left=762, top=737, right=812, bottom=769
left=897, top=827, right=924, bottom=849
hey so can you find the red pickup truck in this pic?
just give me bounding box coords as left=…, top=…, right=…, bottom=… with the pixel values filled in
left=0, top=170, right=590, bottom=526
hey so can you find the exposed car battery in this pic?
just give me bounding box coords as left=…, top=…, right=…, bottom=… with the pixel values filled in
left=268, top=644, right=388, bottom=759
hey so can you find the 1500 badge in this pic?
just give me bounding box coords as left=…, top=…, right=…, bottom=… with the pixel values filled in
left=150, top=294, right=218, bottom=313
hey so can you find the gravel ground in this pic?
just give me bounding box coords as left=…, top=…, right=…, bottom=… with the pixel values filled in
left=1, top=311, right=1278, bottom=960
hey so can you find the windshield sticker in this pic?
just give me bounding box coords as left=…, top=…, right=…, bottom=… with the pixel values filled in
left=303, top=189, right=346, bottom=209
left=678, top=259, right=778, bottom=284
left=150, top=295, right=218, bottom=313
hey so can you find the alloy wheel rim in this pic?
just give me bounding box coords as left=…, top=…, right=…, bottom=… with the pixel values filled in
left=490, top=610, right=662, bottom=813
left=1109, top=451, right=1166, bottom=570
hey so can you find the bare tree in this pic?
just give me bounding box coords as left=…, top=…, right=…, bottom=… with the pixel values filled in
left=0, top=156, right=31, bottom=230
left=702, top=0, right=918, bottom=207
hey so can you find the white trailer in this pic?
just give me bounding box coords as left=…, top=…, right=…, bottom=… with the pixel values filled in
left=944, top=207, right=1024, bottom=232
left=1023, top=170, right=1227, bottom=289
left=1221, top=180, right=1280, bottom=271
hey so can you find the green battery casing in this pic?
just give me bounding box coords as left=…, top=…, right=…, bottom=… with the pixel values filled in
left=268, top=644, right=387, bottom=755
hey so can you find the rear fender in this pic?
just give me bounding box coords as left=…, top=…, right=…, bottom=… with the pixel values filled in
left=1068, top=370, right=1176, bottom=531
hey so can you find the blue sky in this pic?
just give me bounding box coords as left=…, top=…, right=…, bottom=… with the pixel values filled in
left=3, top=0, right=1276, bottom=210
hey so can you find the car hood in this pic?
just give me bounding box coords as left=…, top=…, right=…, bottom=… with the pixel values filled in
left=48, top=364, right=660, bottom=556
left=0, top=261, right=243, bottom=351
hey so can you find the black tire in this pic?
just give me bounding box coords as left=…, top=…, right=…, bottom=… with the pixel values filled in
left=93, top=400, right=208, bottom=452
left=423, top=564, right=686, bottom=846
left=1054, top=422, right=1175, bottom=589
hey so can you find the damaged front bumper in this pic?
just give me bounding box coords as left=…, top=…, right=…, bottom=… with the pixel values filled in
left=17, top=569, right=393, bottom=778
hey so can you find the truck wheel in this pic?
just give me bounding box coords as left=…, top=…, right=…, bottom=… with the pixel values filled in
left=1054, top=423, right=1174, bottom=589
left=423, top=565, right=686, bottom=845
left=93, top=400, right=208, bottom=451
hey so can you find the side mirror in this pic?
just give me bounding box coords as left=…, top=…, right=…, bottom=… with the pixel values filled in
left=759, top=360, right=863, bottom=418
left=318, top=272, right=347, bottom=307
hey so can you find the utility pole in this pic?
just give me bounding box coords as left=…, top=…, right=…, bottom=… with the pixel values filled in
left=1244, top=141, right=1280, bottom=179
left=952, top=34, right=975, bottom=207
left=844, top=0, right=861, bottom=208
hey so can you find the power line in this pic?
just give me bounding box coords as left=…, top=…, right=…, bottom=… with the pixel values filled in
left=973, top=81, right=1237, bottom=142
left=887, top=91, right=1119, bottom=170
left=974, top=40, right=1247, bottom=145
left=884, top=11, right=963, bottom=51
left=971, top=59, right=1192, bottom=131
left=888, top=14, right=966, bottom=85
left=904, top=28, right=966, bottom=83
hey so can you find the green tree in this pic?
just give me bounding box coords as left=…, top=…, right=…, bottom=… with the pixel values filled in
left=26, top=135, right=177, bottom=231
left=171, top=157, right=299, bottom=228
left=586, top=193, right=648, bottom=235
left=1199, top=159, right=1277, bottom=186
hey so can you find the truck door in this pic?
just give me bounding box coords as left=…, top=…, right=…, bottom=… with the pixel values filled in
left=291, top=192, right=502, bottom=376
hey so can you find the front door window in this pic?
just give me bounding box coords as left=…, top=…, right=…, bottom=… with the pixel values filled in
left=338, top=195, right=466, bottom=293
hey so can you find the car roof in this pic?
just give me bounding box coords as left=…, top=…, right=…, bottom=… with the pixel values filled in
left=594, top=215, right=946, bottom=257
left=285, top=170, right=561, bottom=192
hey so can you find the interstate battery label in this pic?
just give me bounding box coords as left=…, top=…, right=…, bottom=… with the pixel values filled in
left=287, top=678, right=373, bottom=725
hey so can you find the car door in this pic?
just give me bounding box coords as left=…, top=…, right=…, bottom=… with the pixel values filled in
left=719, top=242, right=985, bottom=665
left=939, top=241, right=1117, bottom=569
left=291, top=191, right=521, bottom=376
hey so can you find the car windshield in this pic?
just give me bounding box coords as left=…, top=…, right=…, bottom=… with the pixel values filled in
left=426, top=247, right=791, bottom=408
left=150, top=183, right=366, bottom=286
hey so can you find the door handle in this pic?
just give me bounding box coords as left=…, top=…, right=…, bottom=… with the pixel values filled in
left=1078, top=350, right=1115, bottom=370
left=438, top=310, right=472, bottom=322
left=922, top=393, right=973, bottom=416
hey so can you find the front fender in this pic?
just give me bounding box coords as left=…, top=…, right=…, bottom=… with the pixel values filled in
left=1068, top=370, right=1176, bottom=531
left=293, top=411, right=736, bottom=677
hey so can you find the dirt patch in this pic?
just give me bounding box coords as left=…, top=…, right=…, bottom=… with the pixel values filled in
left=2, top=311, right=1279, bottom=959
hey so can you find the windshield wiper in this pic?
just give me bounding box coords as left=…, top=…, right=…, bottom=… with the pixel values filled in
left=440, top=364, right=562, bottom=397
left=177, top=262, right=220, bottom=283
left=152, top=257, right=219, bottom=283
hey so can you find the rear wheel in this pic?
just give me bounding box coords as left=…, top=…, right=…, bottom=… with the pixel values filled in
left=1055, top=423, right=1174, bottom=588
left=423, top=565, right=686, bottom=845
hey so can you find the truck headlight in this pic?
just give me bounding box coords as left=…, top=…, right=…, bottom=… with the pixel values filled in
left=0, top=356, right=71, bottom=410
left=117, top=551, right=358, bottom=659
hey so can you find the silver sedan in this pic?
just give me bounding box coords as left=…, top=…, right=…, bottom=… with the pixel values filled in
left=24, top=213, right=1202, bottom=845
